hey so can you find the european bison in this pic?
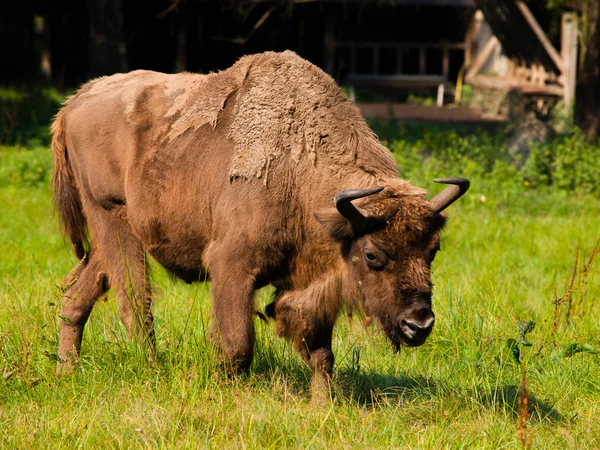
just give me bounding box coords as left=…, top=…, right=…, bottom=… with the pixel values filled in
left=51, top=51, right=468, bottom=392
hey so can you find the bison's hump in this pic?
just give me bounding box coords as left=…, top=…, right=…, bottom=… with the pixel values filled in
left=225, top=51, right=377, bottom=184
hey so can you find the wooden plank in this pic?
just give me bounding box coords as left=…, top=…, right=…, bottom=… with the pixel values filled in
left=465, top=35, right=499, bottom=81
left=529, top=63, right=540, bottom=85
left=520, top=85, right=564, bottom=96
left=469, top=75, right=516, bottom=90
left=469, top=74, right=563, bottom=96
left=346, top=74, right=447, bottom=89
left=508, top=58, right=516, bottom=78
left=561, top=12, right=578, bottom=108
left=535, top=64, right=546, bottom=86
left=516, top=1, right=566, bottom=74
left=519, top=60, right=528, bottom=83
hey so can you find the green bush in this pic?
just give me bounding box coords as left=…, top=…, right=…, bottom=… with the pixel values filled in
left=0, top=145, right=53, bottom=188
left=522, top=130, right=600, bottom=195
left=377, top=123, right=600, bottom=198
left=0, top=87, right=65, bottom=146
left=385, top=127, right=518, bottom=191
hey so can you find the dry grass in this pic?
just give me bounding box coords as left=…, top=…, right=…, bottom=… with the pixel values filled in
left=551, top=240, right=599, bottom=345
left=517, top=364, right=534, bottom=449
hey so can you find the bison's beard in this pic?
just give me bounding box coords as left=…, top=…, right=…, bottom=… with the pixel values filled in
left=378, top=318, right=404, bottom=351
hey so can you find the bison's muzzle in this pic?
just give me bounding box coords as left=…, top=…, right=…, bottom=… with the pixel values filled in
left=397, top=306, right=435, bottom=347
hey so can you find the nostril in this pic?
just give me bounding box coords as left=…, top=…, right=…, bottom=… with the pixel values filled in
left=400, top=316, right=435, bottom=340
left=400, top=319, right=419, bottom=338
left=402, top=319, right=419, bottom=332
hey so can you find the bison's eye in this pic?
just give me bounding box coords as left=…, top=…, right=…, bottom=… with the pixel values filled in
left=364, top=251, right=387, bottom=269
left=362, top=240, right=389, bottom=269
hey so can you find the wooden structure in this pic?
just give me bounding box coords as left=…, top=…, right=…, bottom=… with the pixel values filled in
left=336, top=41, right=466, bottom=105
left=466, top=1, right=578, bottom=108
left=322, top=0, right=476, bottom=106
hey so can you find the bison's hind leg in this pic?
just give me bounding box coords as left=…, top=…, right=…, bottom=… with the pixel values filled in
left=57, top=251, right=109, bottom=374
left=57, top=203, right=156, bottom=374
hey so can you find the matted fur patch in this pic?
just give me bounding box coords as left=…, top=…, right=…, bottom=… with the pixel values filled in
left=225, top=51, right=362, bottom=184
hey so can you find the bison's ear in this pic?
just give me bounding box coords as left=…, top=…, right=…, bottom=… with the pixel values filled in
left=314, top=208, right=354, bottom=241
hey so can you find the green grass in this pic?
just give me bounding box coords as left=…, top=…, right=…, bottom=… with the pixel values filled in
left=1, top=152, right=599, bottom=448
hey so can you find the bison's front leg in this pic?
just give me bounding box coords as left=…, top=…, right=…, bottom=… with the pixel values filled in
left=206, top=253, right=256, bottom=375
left=270, top=282, right=341, bottom=402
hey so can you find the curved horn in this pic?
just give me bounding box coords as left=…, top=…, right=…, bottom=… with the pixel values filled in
left=430, top=178, right=470, bottom=214
left=334, top=186, right=384, bottom=227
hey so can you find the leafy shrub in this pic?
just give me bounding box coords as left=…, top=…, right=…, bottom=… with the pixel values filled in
left=0, top=145, right=53, bottom=188
left=385, top=127, right=518, bottom=192
left=0, top=87, right=65, bottom=146
left=406, top=94, right=436, bottom=106
left=522, top=129, right=600, bottom=195
left=375, top=122, right=600, bottom=198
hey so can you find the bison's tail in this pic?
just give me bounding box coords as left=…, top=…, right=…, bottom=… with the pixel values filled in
left=51, top=110, right=88, bottom=259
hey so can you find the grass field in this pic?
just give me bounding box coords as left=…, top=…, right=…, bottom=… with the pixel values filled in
left=0, top=145, right=599, bottom=448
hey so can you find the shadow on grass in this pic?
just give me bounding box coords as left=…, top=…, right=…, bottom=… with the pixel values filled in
left=334, top=369, right=564, bottom=423
left=74, top=327, right=563, bottom=424
left=251, top=347, right=314, bottom=396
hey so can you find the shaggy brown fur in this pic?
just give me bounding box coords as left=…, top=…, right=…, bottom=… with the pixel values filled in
left=51, top=51, right=461, bottom=392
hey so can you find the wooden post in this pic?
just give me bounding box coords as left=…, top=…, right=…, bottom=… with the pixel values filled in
left=419, top=46, right=426, bottom=75
left=436, top=83, right=444, bottom=107
left=464, top=10, right=484, bottom=66
left=561, top=12, right=578, bottom=110
left=442, top=45, right=449, bottom=79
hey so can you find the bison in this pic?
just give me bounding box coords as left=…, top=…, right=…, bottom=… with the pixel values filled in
left=51, top=51, right=468, bottom=393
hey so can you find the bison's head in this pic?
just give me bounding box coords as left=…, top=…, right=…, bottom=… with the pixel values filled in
left=315, top=178, right=469, bottom=349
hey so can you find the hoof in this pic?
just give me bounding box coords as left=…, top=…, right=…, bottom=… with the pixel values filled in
left=310, top=372, right=333, bottom=405
left=219, top=351, right=253, bottom=378
left=56, top=358, right=77, bottom=377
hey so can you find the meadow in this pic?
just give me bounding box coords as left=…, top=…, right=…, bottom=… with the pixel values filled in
left=0, top=129, right=599, bottom=448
